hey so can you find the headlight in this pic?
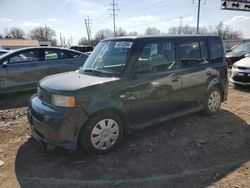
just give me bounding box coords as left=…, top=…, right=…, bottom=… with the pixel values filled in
left=52, top=95, right=76, bottom=107
left=232, top=65, right=237, bottom=69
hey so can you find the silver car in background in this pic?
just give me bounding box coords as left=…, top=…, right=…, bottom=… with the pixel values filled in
left=0, top=47, right=88, bottom=94
left=231, top=54, right=250, bottom=86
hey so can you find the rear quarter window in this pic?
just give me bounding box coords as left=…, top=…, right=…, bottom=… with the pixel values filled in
left=209, top=38, right=223, bottom=63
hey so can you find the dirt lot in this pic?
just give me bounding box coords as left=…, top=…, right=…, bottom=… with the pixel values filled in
left=0, top=84, right=250, bottom=188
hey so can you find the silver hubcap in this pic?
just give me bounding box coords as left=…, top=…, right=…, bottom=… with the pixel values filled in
left=91, top=119, right=119, bottom=150
left=208, top=91, right=221, bottom=112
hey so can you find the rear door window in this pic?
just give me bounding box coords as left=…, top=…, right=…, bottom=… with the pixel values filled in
left=44, top=49, right=74, bottom=60
left=45, top=50, right=59, bottom=60
left=179, top=40, right=209, bottom=67
left=208, top=38, right=223, bottom=63
left=137, top=41, right=176, bottom=73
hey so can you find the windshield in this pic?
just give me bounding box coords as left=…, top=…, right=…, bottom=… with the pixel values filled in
left=82, top=40, right=133, bottom=76
left=233, top=43, right=250, bottom=52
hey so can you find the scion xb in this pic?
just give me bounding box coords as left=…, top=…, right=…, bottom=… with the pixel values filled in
left=28, top=36, right=228, bottom=154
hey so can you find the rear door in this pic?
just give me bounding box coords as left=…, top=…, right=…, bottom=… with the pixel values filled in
left=178, top=38, right=212, bottom=110
left=1, top=49, right=43, bottom=91
left=128, top=39, right=182, bottom=126
left=41, top=49, right=84, bottom=76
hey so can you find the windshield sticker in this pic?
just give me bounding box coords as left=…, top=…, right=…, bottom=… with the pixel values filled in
left=114, top=41, right=133, bottom=48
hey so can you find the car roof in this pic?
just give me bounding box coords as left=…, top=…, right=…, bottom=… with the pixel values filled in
left=0, top=49, right=9, bottom=52
left=0, top=46, right=84, bottom=60
left=102, top=35, right=221, bottom=42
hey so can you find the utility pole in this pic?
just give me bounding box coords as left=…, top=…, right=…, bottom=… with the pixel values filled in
left=179, top=16, right=183, bottom=35
left=44, top=24, right=47, bottom=41
left=85, top=19, right=90, bottom=43
left=109, top=0, right=119, bottom=37
left=87, top=17, right=92, bottom=44
left=196, top=0, right=201, bottom=34
left=60, top=33, right=63, bottom=47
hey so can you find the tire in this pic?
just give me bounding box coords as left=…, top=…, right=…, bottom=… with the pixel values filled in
left=79, top=111, right=123, bottom=154
left=203, top=87, right=222, bottom=115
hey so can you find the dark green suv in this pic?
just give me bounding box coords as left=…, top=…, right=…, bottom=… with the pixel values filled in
left=28, top=36, right=228, bottom=154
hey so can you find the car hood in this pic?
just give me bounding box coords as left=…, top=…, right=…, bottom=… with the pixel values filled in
left=40, top=71, right=119, bottom=91
left=234, top=57, right=250, bottom=68
left=225, top=50, right=248, bottom=58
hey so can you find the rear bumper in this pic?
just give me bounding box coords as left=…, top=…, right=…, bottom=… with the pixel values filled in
left=28, top=95, right=89, bottom=151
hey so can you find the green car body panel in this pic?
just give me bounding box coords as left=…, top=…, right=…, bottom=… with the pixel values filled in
left=28, top=35, right=228, bottom=151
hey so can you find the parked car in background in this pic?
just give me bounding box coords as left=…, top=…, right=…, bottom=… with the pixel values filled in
left=0, top=47, right=88, bottom=94
left=28, top=35, right=228, bottom=154
left=70, top=45, right=93, bottom=53
left=0, top=49, right=9, bottom=56
left=231, top=54, right=250, bottom=86
left=225, top=43, right=250, bottom=66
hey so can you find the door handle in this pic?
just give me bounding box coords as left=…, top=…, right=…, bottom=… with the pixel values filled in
left=171, top=75, right=180, bottom=82
left=206, top=71, right=212, bottom=76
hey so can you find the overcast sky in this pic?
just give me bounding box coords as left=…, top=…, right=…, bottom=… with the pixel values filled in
left=0, top=0, right=250, bottom=45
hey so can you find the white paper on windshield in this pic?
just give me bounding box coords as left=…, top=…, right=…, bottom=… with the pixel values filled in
left=114, top=41, right=133, bottom=48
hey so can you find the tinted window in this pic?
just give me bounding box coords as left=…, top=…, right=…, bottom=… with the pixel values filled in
left=179, top=40, right=209, bottom=67
left=45, top=50, right=59, bottom=60
left=67, top=51, right=80, bottom=58
left=200, top=40, right=209, bottom=60
left=44, top=49, right=76, bottom=60
left=209, top=38, right=223, bottom=63
left=8, top=50, right=40, bottom=64
left=137, top=41, right=176, bottom=73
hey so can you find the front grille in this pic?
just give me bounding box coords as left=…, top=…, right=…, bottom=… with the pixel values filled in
left=38, top=86, right=52, bottom=104
left=238, top=66, right=249, bottom=70
left=232, top=73, right=250, bottom=83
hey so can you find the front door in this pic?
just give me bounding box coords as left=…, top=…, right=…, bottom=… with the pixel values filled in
left=1, top=49, right=43, bottom=92
left=128, top=40, right=182, bottom=126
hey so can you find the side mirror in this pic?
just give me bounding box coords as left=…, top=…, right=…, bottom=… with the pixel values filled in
left=2, top=61, right=8, bottom=68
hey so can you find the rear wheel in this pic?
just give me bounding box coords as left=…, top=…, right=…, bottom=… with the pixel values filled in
left=203, top=87, right=222, bottom=115
left=79, top=112, right=123, bottom=154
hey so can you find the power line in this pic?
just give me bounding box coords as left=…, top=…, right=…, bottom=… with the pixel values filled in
left=108, top=0, right=120, bottom=36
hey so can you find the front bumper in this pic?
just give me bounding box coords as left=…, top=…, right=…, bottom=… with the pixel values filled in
left=230, top=68, right=250, bottom=86
left=28, top=95, right=89, bottom=151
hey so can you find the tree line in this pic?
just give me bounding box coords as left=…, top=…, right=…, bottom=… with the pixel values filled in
left=0, top=22, right=243, bottom=47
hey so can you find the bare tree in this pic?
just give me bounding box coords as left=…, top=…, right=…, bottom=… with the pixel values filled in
left=29, top=26, right=56, bottom=41
left=116, top=28, right=127, bottom=37
left=51, top=38, right=58, bottom=46
left=127, top=31, right=139, bottom=36
left=168, top=25, right=208, bottom=35
left=213, top=22, right=242, bottom=40
left=7, top=27, right=25, bottom=39
left=78, top=37, right=89, bottom=45
left=93, top=29, right=113, bottom=45
left=144, top=27, right=161, bottom=35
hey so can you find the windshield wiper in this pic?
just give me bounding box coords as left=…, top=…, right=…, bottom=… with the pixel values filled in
left=82, top=69, right=106, bottom=76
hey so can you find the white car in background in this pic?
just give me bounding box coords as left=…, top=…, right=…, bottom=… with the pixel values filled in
left=230, top=54, right=250, bottom=86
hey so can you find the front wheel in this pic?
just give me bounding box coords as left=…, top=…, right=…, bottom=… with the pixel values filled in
left=203, top=87, right=222, bottom=115
left=79, top=112, right=123, bottom=154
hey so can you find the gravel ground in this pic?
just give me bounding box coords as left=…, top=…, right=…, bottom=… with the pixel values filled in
left=0, top=84, right=249, bottom=188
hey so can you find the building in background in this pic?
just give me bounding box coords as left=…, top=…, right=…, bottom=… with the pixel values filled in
left=0, top=39, right=39, bottom=50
